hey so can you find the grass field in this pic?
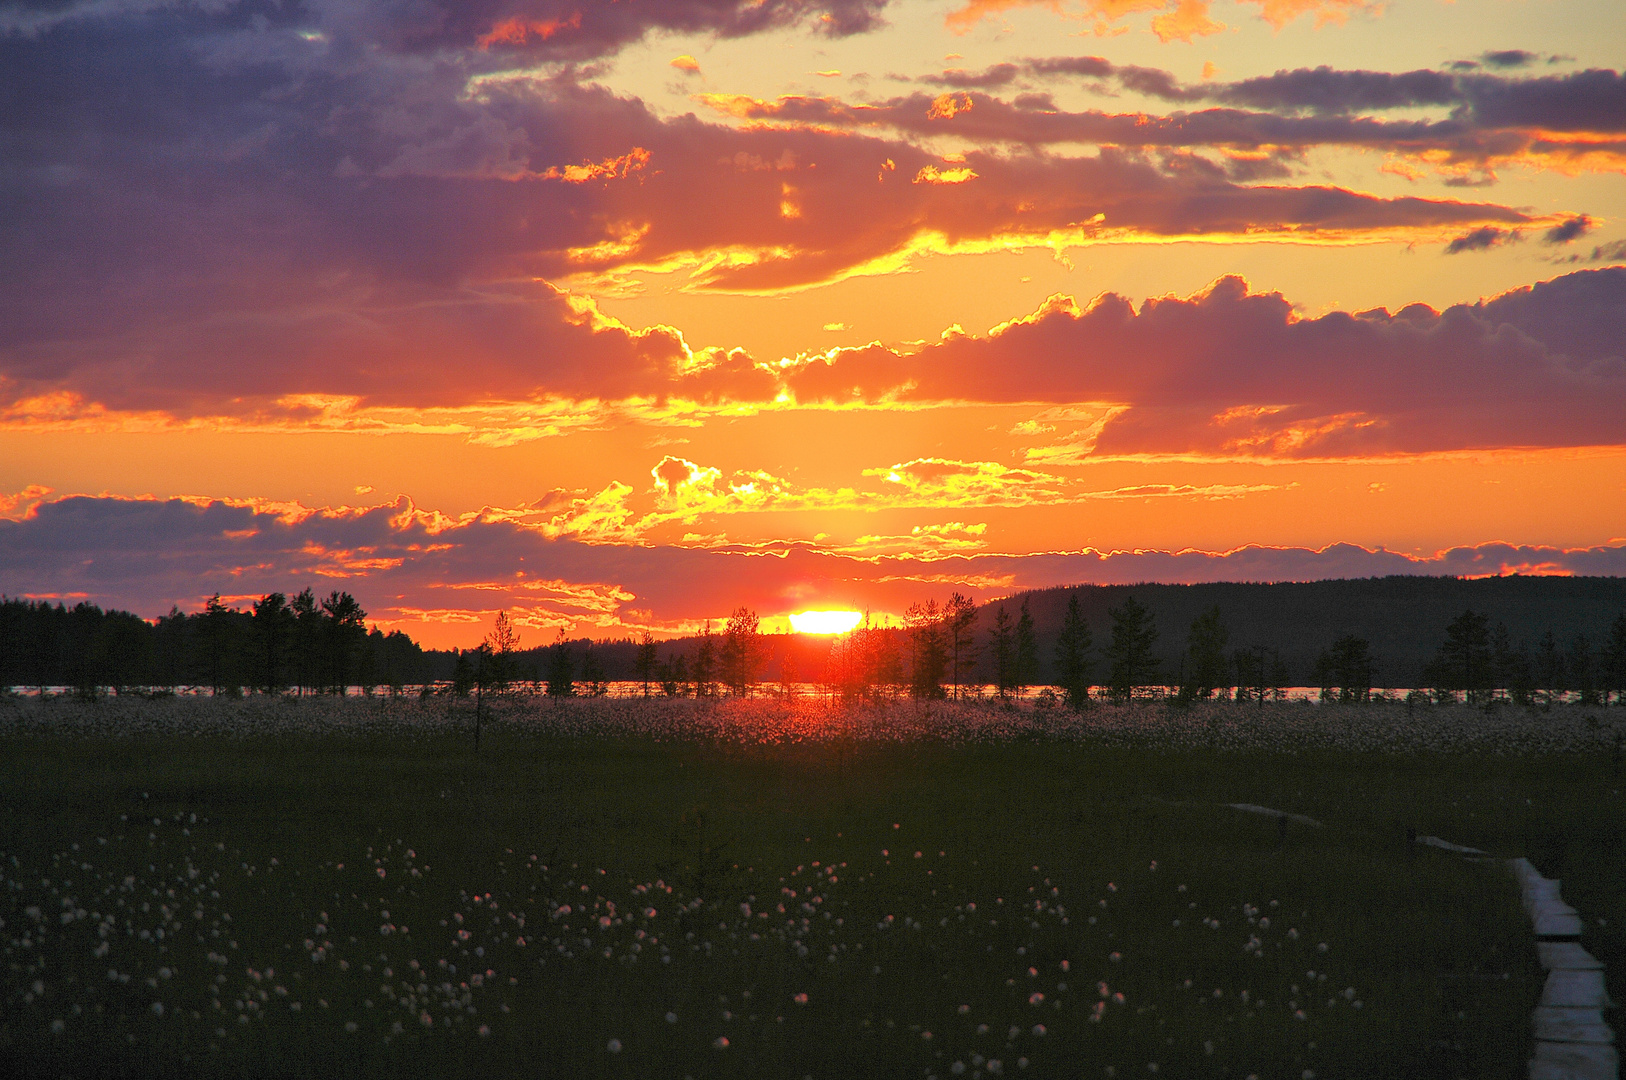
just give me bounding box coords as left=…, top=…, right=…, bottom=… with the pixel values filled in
left=1, top=694, right=1621, bottom=1079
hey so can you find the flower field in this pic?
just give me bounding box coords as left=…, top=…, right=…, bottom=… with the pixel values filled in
left=2, top=694, right=1620, bottom=1078
left=1, top=692, right=1620, bottom=755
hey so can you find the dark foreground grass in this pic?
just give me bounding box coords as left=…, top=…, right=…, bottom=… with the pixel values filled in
left=1, top=715, right=1620, bottom=1080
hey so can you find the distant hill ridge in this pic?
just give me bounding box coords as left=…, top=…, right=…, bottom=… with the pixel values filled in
left=971, top=575, right=1626, bottom=687
left=544, top=575, right=1626, bottom=689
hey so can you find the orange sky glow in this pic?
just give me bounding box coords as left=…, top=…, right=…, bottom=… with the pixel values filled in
left=2, top=0, right=1624, bottom=648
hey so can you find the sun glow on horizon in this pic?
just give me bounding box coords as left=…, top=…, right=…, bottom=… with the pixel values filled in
left=788, top=609, right=863, bottom=635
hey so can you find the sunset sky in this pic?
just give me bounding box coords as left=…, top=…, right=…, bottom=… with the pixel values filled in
left=3, top=0, right=1624, bottom=647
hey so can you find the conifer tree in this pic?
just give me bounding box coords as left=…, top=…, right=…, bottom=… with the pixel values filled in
left=546, top=629, right=575, bottom=698
left=251, top=593, right=294, bottom=696
left=1434, top=609, right=1494, bottom=703
left=720, top=607, right=761, bottom=696
left=580, top=643, right=608, bottom=696
left=1181, top=606, right=1230, bottom=701
left=1014, top=598, right=1038, bottom=694
left=1053, top=591, right=1093, bottom=709
left=1312, top=634, right=1373, bottom=703
left=1567, top=634, right=1598, bottom=704
left=1604, top=612, right=1626, bottom=706
left=290, top=588, right=320, bottom=695
left=945, top=592, right=979, bottom=700
left=635, top=631, right=659, bottom=698
left=1534, top=629, right=1564, bottom=706
left=485, top=610, right=521, bottom=693
left=989, top=605, right=1015, bottom=698
left=693, top=621, right=717, bottom=698
left=197, top=594, right=236, bottom=696
left=318, top=591, right=367, bottom=694
left=779, top=644, right=800, bottom=699
left=1104, top=595, right=1160, bottom=702
left=905, top=599, right=947, bottom=700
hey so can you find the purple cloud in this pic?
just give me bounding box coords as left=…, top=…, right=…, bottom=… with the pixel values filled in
left=4, top=495, right=1624, bottom=639
left=784, top=268, right=1626, bottom=457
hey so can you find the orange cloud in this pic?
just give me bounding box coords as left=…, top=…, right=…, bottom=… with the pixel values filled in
left=927, top=92, right=974, bottom=120
left=542, top=146, right=652, bottom=183
left=1241, top=0, right=1373, bottom=29
left=865, top=458, right=1067, bottom=506
left=944, top=0, right=1368, bottom=35
left=1150, top=0, right=1223, bottom=42
left=477, top=12, right=581, bottom=49
left=912, top=165, right=978, bottom=184
left=670, top=55, right=701, bottom=73
left=0, top=484, right=53, bottom=520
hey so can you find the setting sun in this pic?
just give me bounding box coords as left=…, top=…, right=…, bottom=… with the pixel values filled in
left=789, top=610, right=863, bottom=635
left=3, top=0, right=1624, bottom=649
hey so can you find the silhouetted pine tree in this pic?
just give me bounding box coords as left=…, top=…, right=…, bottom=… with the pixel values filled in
left=1424, top=610, right=1494, bottom=703
left=635, top=631, right=658, bottom=698
left=318, top=591, right=367, bottom=694
left=988, top=605, right=1015, bottom=698
left=581, top=644, right=608, bottom=696
left=546, top=630, right=575, bottom=698
left=1567, top=634, right=1598, bottom=705
left=251, top=592, right=293, bottom=695
left=1014, top=598, right=1038, bottom=694
left=905, top=599, right=947, bottom=700
left=1313, top=635, right=1373, bottom=703
left=1105, top=595, right=1160, bottom=702
left=1053, top=592, right=1093, bottom=710
left=693, top=622, right=717, bottom=698
left=1604, top=613, right=1626, bottom=706
left=945, top=592, right=979, bottom=700
left=196, top=594, right=237, bottom=696
left=291, top=589, right=320, bottom=695
left=1535, top=629, right=1564, bottom=706
left=1181, top=606, right=1229, bottom=701
left=720, top=607, right=761, bottom=696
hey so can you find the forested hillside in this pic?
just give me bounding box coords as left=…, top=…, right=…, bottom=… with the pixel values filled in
left=4, top=575, right=1624, bottom=694
left=1000, top=576, right=1626, bottom=688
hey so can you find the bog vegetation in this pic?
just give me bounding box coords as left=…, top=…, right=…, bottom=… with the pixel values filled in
left=3, top=693, right=1622, bottom=1079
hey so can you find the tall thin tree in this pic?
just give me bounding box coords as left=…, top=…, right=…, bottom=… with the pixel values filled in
left=251, top=592, right=292, bottom=696
left=635, top=631, right=659, bottom=698
left=905, top=599, right=947, bottom=701
left=721, top=607, right=761, bottom=696
left=1014, top=598, right=1038, bottom=696
left=988, top=605, right=1015, bottom=698
left=945, top=593, right=979, bottom=700
left=1053, top=591, right=1093, bottom=710
left=1181, top=606, right=1229, bottom=701
left=1104, top=595, right=1160, bottom=702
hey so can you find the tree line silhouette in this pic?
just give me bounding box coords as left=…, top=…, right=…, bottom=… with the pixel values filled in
left=0, top=593, right=430, bottom=696
left=5, top=577, right=1626, bottom=704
